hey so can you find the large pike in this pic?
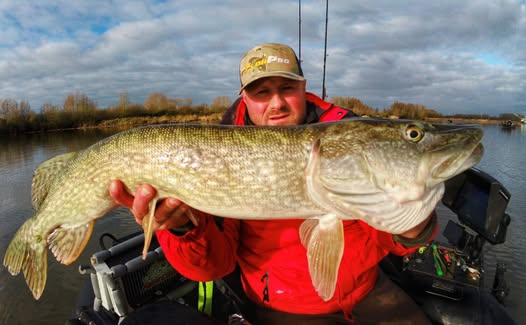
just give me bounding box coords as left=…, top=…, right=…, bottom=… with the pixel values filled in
left=3, top=118, right=483, bottom=301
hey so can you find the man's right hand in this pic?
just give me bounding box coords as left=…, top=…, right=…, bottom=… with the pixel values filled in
left=108, top=180, right=199, bottom=230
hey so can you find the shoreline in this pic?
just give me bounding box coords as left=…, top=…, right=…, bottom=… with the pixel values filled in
left=90, top=115, right=515, bottom=128
left=424, top=117, right=506, bottom=125
left=2, top=114, right=521, bottom=136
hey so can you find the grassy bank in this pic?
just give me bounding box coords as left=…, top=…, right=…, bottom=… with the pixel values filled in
left=85, top=114, right=508, bottom=131
left=3, top=93, right=521, bottom=134
left=425, top=117, right=505, bottom=125
left=1, top=111, right=517, bottom=136
left=92, top=112, right=224, bottom=129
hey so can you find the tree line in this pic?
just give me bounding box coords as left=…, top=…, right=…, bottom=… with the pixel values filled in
left=0, top=92, right=232, bottom=134
left=0, top=92, right=517, bottom=134
left=330, top=97, right=520, bottom=122
left=330, top=97, right=443, bottom=119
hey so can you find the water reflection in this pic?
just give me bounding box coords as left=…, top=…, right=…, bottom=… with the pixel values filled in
left=0, top=129, right=118, bottom=166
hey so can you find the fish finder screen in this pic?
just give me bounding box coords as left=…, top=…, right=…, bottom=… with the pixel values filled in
left=452, top=179, right=490, bottom=232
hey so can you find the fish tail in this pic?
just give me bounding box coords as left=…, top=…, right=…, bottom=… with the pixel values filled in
left=3, top=221, right=48, bottom=300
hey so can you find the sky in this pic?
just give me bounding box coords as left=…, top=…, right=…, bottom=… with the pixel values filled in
left=1, top=0, right=525, bottom=116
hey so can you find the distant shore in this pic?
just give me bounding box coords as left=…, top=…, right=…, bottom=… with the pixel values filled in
left=424, top=117, right=506, bottom=125
left=7, top=113, right=516, bottom=136
left=85, top=113, right=224, bottom=129
left=88, top=114, right=513, bottom=130
left=90, top=114, right=510, bottom=129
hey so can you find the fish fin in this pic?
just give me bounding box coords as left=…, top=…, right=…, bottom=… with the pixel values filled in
left=299, top=215, right=344, bottom=301
left=142, top=196, right=160, bottom=259
left=299, top=219, right=318, bottom=248
left=47, top=221, right=94, bottom=265
left=3, top=220, right=48, bottom=299
left=31, top=152, right=78, bottom=209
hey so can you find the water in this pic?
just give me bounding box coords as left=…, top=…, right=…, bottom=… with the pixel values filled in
left=0, top=129, right=139, bottom=324
left=0, top=124, right=525, bottom=324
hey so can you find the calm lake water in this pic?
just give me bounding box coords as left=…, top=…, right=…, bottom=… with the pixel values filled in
left=0, top=124, right=525, bottom=324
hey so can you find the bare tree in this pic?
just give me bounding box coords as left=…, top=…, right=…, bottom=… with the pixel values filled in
left=63, top=92, right=97, bottom=112
left=144, top=92, right=170, bottom=111
left=118, top=91, right=130, bottom=111
left=211, top=96, right=232, bottom=110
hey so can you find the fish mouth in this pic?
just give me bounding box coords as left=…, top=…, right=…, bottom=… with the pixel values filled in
left=432, top=142, right=484, bottom=180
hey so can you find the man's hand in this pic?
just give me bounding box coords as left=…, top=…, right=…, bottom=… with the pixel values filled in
left=109, top=180, right=199, bottom=230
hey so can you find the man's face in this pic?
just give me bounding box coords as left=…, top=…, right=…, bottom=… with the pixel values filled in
left=242, top=77, right=307, bottom=126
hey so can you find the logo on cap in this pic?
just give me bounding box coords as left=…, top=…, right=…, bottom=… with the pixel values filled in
left=239, top=43, right=304, bottom=91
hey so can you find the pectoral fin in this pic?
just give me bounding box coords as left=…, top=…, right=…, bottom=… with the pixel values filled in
left=48, top=221, right=94, bottom=265
left=142, top=196, right=160, bottom=259
left=299, top=215, right=344, bottom=301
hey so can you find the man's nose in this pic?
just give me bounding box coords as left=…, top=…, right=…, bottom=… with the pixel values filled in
left=268, top=92, right=286, bottom=110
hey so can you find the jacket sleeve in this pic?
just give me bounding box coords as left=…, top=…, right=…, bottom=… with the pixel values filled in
left=155, top=210, right=240, bottom=282
left=357, top=211, right=438, bottom=256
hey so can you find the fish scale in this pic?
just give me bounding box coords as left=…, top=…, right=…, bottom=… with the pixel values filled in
left=3, top=118, right=483, bottom=301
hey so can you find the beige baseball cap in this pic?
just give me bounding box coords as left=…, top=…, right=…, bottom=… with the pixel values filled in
left=239, top=43, right=304, bottom=92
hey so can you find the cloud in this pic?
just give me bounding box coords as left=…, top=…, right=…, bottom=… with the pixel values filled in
left=0, top=0, right=525, bottom=115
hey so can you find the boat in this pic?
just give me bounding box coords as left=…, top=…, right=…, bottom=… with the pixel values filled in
left=501, top=120, right=516, bottom=129
left=66, top=167, right=517, bottom=325
left=512, top=114, right=525, bottom=124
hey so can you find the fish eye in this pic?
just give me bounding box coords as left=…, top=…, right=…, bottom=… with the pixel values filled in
left=405, top=125, right=424, bottom=142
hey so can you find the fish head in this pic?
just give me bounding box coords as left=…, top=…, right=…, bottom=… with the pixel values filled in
left=316, top=119, right=483, bottom=233
left=363, top=119, right=484, bottom=202
left=420, top=122, right=484, bottom=187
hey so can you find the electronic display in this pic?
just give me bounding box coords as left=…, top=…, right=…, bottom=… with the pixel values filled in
left=442, top=168, right=510, bottom=244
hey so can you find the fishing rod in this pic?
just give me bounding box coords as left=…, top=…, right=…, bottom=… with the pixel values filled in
left=322, top=0, right=328, bottom=100
left=298, top=0, right=302, bottom=62
left=298, top=0, right=329, bottom=100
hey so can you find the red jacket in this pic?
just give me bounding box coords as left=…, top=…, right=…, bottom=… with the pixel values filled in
left=156, top=92, right=435, bottom=316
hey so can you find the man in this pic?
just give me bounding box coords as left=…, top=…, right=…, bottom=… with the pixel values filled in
left=110, top=43, right=435, bottom=324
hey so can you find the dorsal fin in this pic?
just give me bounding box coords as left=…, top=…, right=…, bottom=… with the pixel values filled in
left=31, top=152, right=77, bottom=209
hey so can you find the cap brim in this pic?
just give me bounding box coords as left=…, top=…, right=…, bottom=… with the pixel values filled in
left=239, top=72, right=305, bottom=93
